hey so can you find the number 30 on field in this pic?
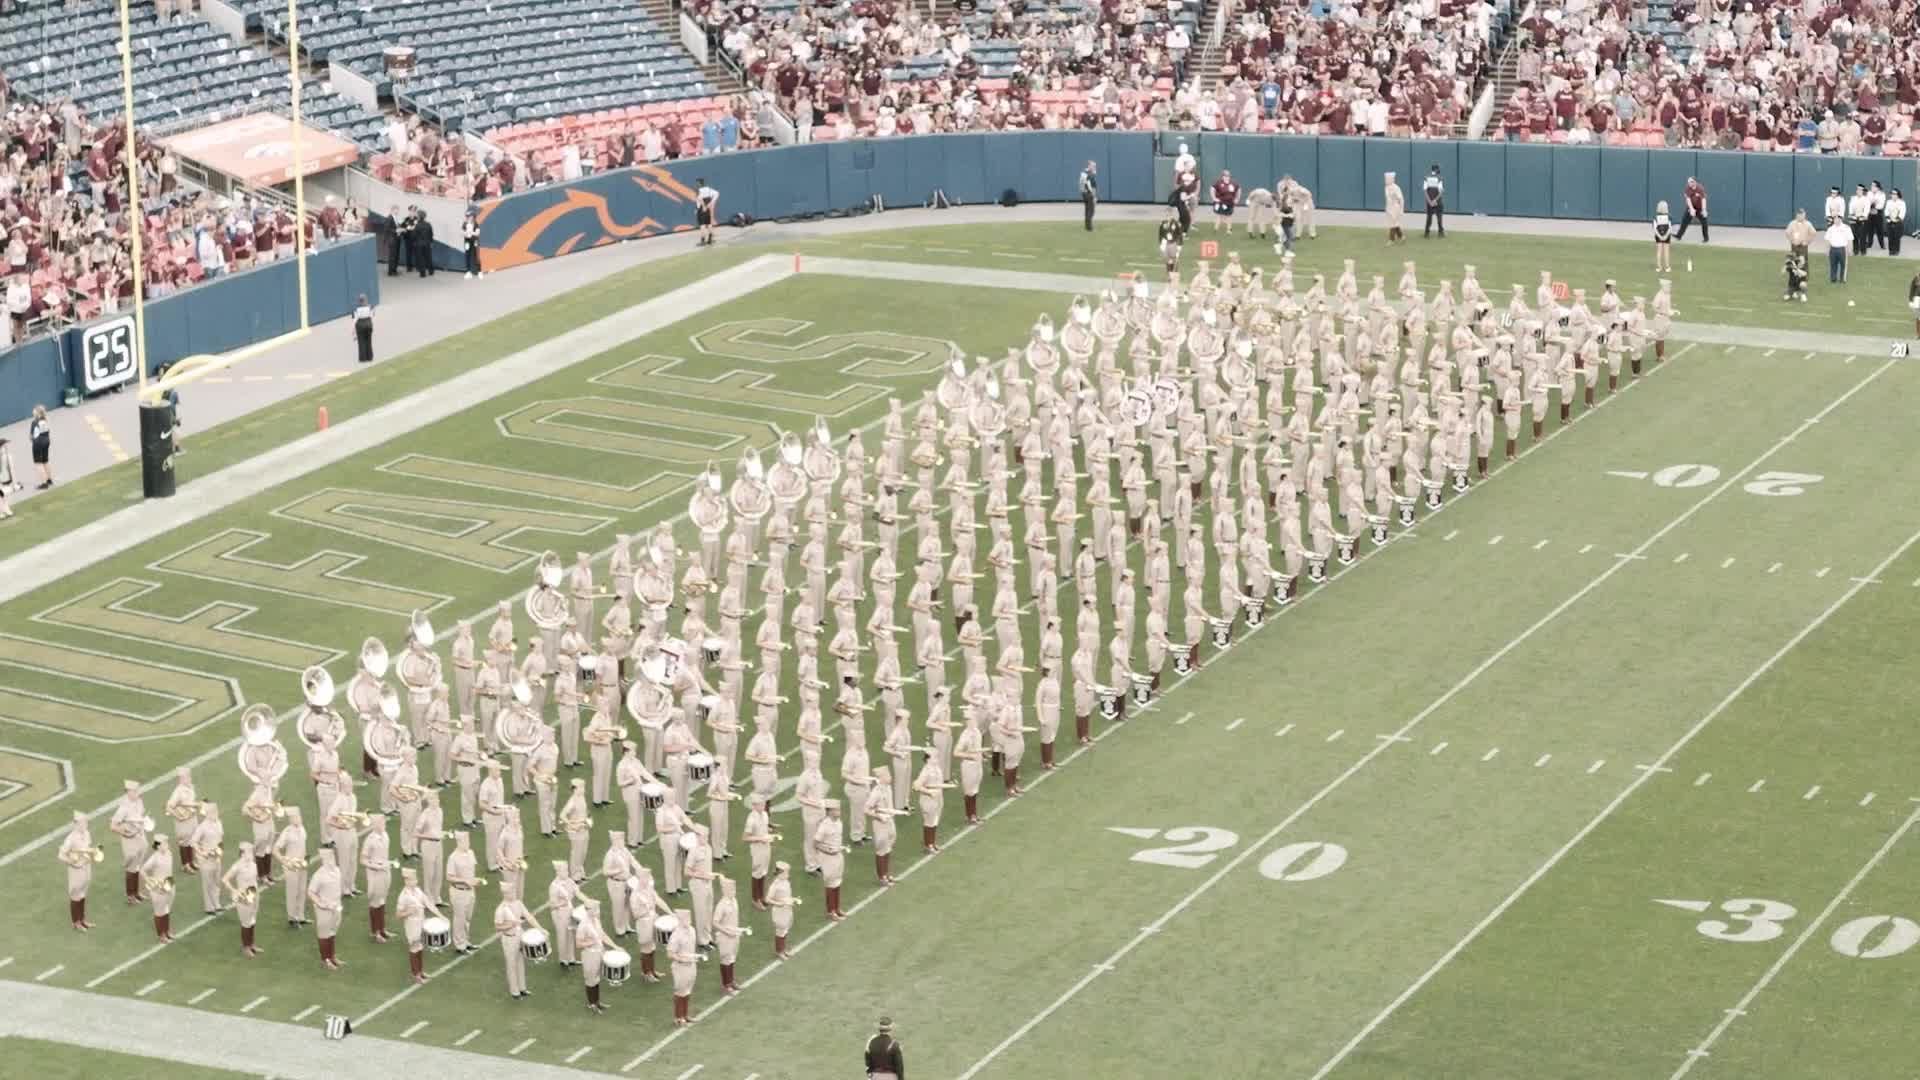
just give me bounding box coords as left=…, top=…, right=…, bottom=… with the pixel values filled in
left=1110, top=826, right=1348, bottom=882
left=1666, top=897, right=1920, bottom=959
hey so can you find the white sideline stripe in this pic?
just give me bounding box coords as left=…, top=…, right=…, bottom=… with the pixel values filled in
left=135, top=979, right=165, bottom=997
left=1313, top=523, right=1920, bottom=1080
left=1670, top=805, right=1920, bottom=1079
left=454, top=1029, right=481, bottom=1046
left=566, top=1046, right=594, bottom=1064
left=188, top=987, right=216, bottom=1005
left=401, top=1021, right=429, bottom=1039
left=240, top=995, right=269, bottom=1014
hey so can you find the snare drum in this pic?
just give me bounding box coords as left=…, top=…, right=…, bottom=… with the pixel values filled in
left=687, top=752, right=715, bottom=782
left=640, top=782, right=667, bottom=810
left=521, top=926, right=551, bottom=963
left=602, top=947, right=632, bottom=986
left=422, top=915, right=451, bottom=951
left=653, top=914, right=678, bottom=947
left=701, top=637, right=723, bottom=665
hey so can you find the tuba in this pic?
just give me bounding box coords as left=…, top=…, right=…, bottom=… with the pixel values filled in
left=365, top=687, right=407, bottom=773
left=297, top=667, right=346, bottom=751
left=729, top=448, right=771, bottom=522
left=237, top=704, right=290, bottom=788
left=767, top=431, right=808, bottom=508
left=360, top=637, right=390, bottom=680
left=802, top=417, right=841, bottom=488
left=689, top=463, right=730, bottom=535
left=409, top=610, right=436, bottom=649
left=495, top=675, right=544, bottom=755
left=524, top=553, right=568, bottom=631
left=935, top=347, right=972, bottom=413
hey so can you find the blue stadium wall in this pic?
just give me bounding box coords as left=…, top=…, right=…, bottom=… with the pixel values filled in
left=476, top=132, right=1920, bottom=270
left=0, top=236, right=380, bottom=428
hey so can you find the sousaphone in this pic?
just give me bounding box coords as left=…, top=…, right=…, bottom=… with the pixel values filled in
left=366, top=686, right=407, bottom=772
left=236, top=704, right=289, bottom=787
left=525, top=552, right=568, bottom=631
left=729, top=448, right=771, bottom=521
left=496, top=674, right=544, bottom=754
left=297, top=666, right=346, bottom=751
left=767, top=431, right=808, bottom=507
left=935, top=347, right=972, bottom=413
left=802, top=417, right=840, bottom=487
left=688, top=463, right=729, bottom=535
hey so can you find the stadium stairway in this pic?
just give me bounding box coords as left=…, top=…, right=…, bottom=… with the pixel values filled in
left=633, top=0, right=748, bottom=99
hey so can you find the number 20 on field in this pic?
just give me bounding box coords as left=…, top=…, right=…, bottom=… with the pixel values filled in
left=1108, top=827, right=1348, bottom=882
left=1609, top=465, right=1826, bottom=496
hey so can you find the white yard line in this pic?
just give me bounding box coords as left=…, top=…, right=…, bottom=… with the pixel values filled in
left=84, top=914, right=217, bottom=988
left=1671, top=805, right=1920, bottom=1078
left=959, top=358, right=1906, bottom=1080
left=1312, top=524, right=1920, bottom=1080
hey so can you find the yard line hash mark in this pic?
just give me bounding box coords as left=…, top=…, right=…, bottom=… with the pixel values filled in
left=1815, top=566, right=1831, bottom=579
left=1768, top=563, right=1783, bottom=574
left=1673, top=552, right=1690, bottom=564
left=1326, top=728, right=1346, bottom=743
left=1430, top=742, right=1449, bottom=756
left=676, top=1066, right=706, bottom=1080
left=1488, top=535, right=1504, bottom=546
left=134, top=979, right=165, bottom=997
left=454, top=1029, right=481, bottom=1046
left=1443, top=529, right=1459, bottom=541
left=1750, top=780, right=1767, bottom=793
left=1804, top=785, right=1822, bottom=801
left=293, top=1005, right=320, bottom=1022
left=509, top=1038, right=536, bottom=1056
left=1225, top=718, right=1245, bottom=732
left=1579, top=544, right=1595, bottom=554
left=1533, top=539, right=1551, bottom=550
left=1587, top=760, right=1605, bottom=774
left=1481, top=748, right=1501, bottom=762
left=1275, top=723, right=1295, bottom=737
left=401, top=1021, right=428, bottom=1039
left=188, top=987, right=216, bottom=1005
left=34, top=964, right=62, bottom=981
left=567, top=1046, right=595, bottom=1064
left=1534, top=754, right=1552, bottom=768
left=1722, top=558, right=1736, bottom=569
left=240, top=995, right=268, bottom=1014
left=1671, top=806, right=1920, bottom=1078
left=1174, top=711, right=1194, bottom=726
left=1861, top=793, right=1877, bottom=807
left=1695, top=772, right=1712, bottom=787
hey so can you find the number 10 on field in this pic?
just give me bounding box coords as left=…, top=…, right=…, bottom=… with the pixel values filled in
left=1107, top=827, right=1348, bottom=882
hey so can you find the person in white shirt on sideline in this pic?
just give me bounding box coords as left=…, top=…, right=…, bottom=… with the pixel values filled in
left=1825, top=215, right=1852, bottom=284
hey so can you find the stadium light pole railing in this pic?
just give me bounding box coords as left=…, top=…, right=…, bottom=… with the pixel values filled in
left=130, top=0, right=315, bottom=415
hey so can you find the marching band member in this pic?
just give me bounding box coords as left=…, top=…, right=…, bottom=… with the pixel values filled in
left=191, top=802, right=224, bottom=913
left=450, top=715, right=482, bottom=825
left=426, top=684, right=455, bottom=785
left=473, top=660, right=504, bottom=755
left=552, top=648, right=583, bottom=768
left=577, top=897, right=611, bottom=1013
left=617, top=740, right=654, bottom=844
left=685, top=823, right=718, bottom=948
left=309, top=845, right=344, bottom=968
left=165, top=767, right=199, bottom=871
left=586, top=707, right=620, bottom=806
left=668, top=908, right=699, bottom=1026
left=569, top=551, right=598, bottom=646
left=656, top=791, right=694, bottom=895
left=479, top=759, right=508, bottom=869
left=745, top=717, right=779, bottom=804
left=111, top=780, right=150, bottom=903
left=914, top=754, right=949, bottom=853
left=327, top=772, right=362, bottom=897
left=363, top=812, right=394, bottom=942
left=532, top=724, right=561, bottom=836
left=865, top=765, right=907, bottom=885
left=954, top=711, right=986, bottom=824
left=766, top=862, right=797, bottom=959
left=549, top=863, right=581, bottom=969
left=242, top=782, right=277, bottom=884
left=662, top=708, right=701, bottom=809
left=494, top=805, right=528, bottom=897
left=744, top=793, right=775, bottom=909
left=1035, top=663, right=1062, bottom=769
left=625, top=860, right=672, bottom=982
left=706, top=767, right=738, bottom=861
left=795, top=760, right=830, bottom=874
left=276, top=807, right=309, bottom=925
left=221, top=842, right=261, bottom=957
left=561, top=779, right=592, bottom=880
left=493, top=879, right=538, bottom=999
left=57, top=811, right=97, bottom=930
left=416, top=791, right=446, bottom=903
left=485, top=601, right=516, bottom=686
left=815, top=800, right=846, bottom=921
left=517, top=645, right=550, bottom=734
left=446, top=832, right=481, bottom=953
left=451, top=620, right=478, bottom=716
left=603, top=831, right=641, bottom=936
left=841, top=731, right=873, bottom=848
left=392, top=746, right=425, bottom=858
left=395, top=867, right=440, bottom=984
left=140, top=837, right=175, bottom=941
left=713, top=875, right=744, bottom=994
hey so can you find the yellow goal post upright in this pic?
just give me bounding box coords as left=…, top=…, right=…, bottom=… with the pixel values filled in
left=120, top=0, right=315, bottom=493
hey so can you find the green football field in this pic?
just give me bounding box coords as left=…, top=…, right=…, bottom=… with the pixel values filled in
left=2, top=218, right=1919, bottom=1080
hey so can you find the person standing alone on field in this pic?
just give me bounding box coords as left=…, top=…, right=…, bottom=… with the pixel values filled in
left=865, top=1016, right=905, bottom=1079
left=695, top=179, right=719, bottom=247
left=29, top=404, right=51, bottom=489
left=1652, top=200, right=1673, bottom=273
left=1887, top=189, right=1907, bottom=255
left=1384, top=171, right=1405, bottom=245
left=1422, top=165, right=1445, bottom=238
left=1079, top=160, right=1098, bottom=231
left=1675, top=177, right=1709, bottom=242
left=1825, top=215, right=1851, bottom=284
left=463, top=211, right=482, bottom=278
left=353, top=295, right=375, bottom=364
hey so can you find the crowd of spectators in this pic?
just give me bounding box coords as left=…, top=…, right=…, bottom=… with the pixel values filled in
left=0, top=95, right=361, bottom=350
left=690, top=0, right=1194, bottom=136
left=1491, top=0, right=1920, bottom=152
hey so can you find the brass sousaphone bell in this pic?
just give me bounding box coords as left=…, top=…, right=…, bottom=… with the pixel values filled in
left=525, top=552, right=568, bottom=631
left=236, top=703, right=290, bottom=787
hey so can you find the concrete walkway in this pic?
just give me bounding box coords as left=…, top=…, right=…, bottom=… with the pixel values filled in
left=0, top=982, right=603, bottom=1079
